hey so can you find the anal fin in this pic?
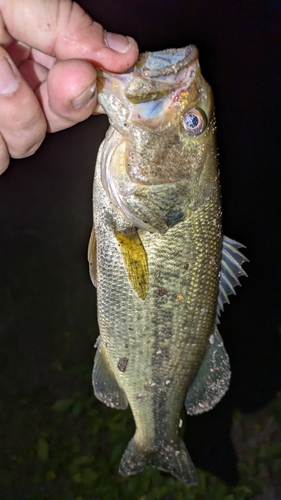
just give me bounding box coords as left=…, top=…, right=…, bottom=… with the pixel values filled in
left=93, top=339, right=128, bottom=410
left=185, top=327, right=231, bottom=415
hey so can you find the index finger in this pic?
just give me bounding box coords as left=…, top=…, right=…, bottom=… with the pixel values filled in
left=0, top=0, right=139, bottom=72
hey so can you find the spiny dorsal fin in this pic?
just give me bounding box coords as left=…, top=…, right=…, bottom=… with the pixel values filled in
left=216, top=235, right=248, bottom=322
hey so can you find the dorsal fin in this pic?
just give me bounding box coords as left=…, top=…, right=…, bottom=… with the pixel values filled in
left=216, top=236, right=248, bottom=322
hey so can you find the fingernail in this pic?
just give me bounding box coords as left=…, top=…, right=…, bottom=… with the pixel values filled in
left=0, top=57, right=18, bottom=95
left=72, top=83, right=96, bottom=110
left=104, top=32, right=133, bottom=53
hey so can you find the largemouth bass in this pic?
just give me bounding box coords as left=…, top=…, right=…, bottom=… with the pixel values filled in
left=88, top=45, right=247, bottom=484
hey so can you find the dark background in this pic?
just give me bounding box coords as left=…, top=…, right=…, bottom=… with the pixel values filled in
left=1, top=0, right=280, bottom=490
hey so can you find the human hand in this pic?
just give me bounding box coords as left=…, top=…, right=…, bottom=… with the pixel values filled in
left=0, top=0, right=138, bottom=174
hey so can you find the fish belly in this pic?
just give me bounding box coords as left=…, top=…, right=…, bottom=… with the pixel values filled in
left=93, top=141, right=221, bottom=483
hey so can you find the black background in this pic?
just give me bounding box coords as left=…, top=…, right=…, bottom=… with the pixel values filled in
left=0, top=0, right=280, bottom=485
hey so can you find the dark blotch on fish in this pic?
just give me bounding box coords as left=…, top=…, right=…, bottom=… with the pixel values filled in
left=117, top=357, right=129, bottom=372
left=136, top=394, right=148, bottom=402
left=143, top=381, right=156, bottom=391
left=155, top=288, right=168, bottom=297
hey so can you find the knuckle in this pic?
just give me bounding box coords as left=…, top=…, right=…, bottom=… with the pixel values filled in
left=10, top=138, right=43, bottom=159
left=9, top=119, right=47, bottom=158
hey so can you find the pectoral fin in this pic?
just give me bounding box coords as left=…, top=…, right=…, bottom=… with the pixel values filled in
left=88, top=229, right=97, bottom=287
left=115, top=228, right=149, bottom=300
left=184, top=327, right=231, bottom=415
left=93, top=339, right=128, bottom=410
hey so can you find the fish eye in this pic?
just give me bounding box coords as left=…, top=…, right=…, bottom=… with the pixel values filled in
left=182, top=108, right=207, bottom=135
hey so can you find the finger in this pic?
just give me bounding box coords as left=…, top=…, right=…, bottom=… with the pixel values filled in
left=0, top=0, right=139, bottom=72
left=6, top=42, right=51, bottom=91
left=36, top=59, right=98, bottom=132
left=19, top=59, right=48, bottom=91
left=5, top=40, right=30, bottom=66
left=0, top=7, right=13, bottom=45
left=6, top=41, right=57, bottom=71
left=0, top=132, right=10, bottom=174
left=30, top=48, right=56, bottom=70
left=0, top=47, right=47, bottom=159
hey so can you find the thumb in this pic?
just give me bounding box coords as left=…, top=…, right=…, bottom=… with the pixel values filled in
left=0, top=0, right=138, bottom=72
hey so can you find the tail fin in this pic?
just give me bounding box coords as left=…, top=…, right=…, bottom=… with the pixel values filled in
left=119, top=434, right=198, bottom=485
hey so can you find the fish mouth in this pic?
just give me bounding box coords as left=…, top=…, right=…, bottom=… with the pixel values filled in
left=96, top=45, right=199, bottom=118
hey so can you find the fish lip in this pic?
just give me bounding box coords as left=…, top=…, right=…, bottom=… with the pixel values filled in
left=134, top=45, right=199, bottom=77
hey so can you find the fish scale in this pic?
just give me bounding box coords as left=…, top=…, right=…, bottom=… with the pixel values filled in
left=89, top=46, right=247, bottom=484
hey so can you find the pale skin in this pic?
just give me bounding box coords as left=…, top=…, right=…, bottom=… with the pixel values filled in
left=0, top=0, right=139, bottom=173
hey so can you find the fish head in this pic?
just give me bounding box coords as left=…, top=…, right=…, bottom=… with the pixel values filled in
left=96, top=46, right=218, bottom=232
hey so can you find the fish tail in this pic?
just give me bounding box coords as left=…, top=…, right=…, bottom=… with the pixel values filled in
left=119, top=434, right=198, bottom=485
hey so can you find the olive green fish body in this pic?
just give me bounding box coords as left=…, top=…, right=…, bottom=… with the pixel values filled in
left=89, top=46, right=247, bottom=484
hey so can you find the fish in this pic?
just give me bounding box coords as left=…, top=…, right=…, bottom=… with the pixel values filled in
left=88, top=45, right=248, bottom=484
